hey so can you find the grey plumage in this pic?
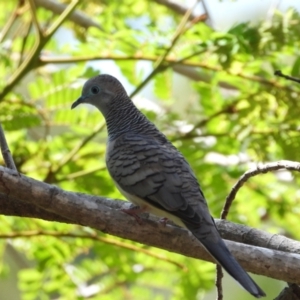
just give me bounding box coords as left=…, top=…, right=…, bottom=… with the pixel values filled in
left=71, top=74, right=266, bottom=298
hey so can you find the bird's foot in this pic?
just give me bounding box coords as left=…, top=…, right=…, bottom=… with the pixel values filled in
left=121, top=205, right=145, bottom=225
left=159, top=217, right=169, bottom=227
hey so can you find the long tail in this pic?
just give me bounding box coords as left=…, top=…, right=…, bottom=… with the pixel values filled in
left=191, top=228, right=266, bottom=298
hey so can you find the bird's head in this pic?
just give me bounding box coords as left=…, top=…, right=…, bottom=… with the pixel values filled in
left=71, top=74, right=128, bottom=116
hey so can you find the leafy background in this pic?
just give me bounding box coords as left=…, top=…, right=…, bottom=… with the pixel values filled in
left=0, top=0, right=299, bottom=299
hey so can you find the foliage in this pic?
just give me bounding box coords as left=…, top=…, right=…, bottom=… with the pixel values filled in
left=0, top=1, right=299, bottom=299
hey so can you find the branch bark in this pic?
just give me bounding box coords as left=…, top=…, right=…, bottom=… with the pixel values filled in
left=216, top=220, right=300, bottom=255
left=0, top=123, right=17, bottom=171
left=153, top=0, right=198, bottom=21
left=0, top=166, right=299, bottom=284
left=34, top=0, right=103, bottom=30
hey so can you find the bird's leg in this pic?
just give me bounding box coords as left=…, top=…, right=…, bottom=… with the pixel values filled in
left=121, top=205, right=146, bottom=225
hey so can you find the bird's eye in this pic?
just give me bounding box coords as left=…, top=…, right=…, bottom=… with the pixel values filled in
left=91, top=86, right=100, bottom=94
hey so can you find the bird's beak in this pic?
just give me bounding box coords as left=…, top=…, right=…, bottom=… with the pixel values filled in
left=71, top=96, right=86, bottom=109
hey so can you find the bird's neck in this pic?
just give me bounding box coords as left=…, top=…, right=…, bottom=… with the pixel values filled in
left=105, top=100, right=152, bottom=140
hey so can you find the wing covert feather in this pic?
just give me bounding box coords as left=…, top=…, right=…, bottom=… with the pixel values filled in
left=106, top=133, right=213, bottom=228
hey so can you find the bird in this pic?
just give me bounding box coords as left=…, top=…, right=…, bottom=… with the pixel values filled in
left=71, top=74, right=266, bottom=298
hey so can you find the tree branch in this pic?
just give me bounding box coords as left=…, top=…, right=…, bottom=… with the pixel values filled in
left=0, top=0, right=80, bottom=101
left=0, top=123, right=17, bottom=171
left=275, top=70, right=300, bottom=84
left=153, top=0, right=207, bottom=28
left=153, top=0, right=198, bottom=21
left=275, top=284, right=300, bottom=300
left=129, top=2, right=196, bottom=98
left=0, top=2, right=21, bottom=44
left=216, top=264, right=224, bottom=300
left=34, top=0, right=102, bottom=30
left=44, top=121, right=105, bottom=182
left=28, top=0, right=44, bottom=39
left=0, top=192, right=73, bottom=223
left=221, top=160, right=300, bottom=220
left=45, top=0, right=81, bottom=37
left=0, top=230, right=186, bottom=270
left=2, top=190, right=297, bottom=256
left=38, top=54, right=296, bottom=93
left=0, top=166, right=299, bottom=284
left=215, top=220, right=300, bottom=255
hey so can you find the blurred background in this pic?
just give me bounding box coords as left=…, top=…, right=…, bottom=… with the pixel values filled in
left=0, top=0, right=299, bottom=299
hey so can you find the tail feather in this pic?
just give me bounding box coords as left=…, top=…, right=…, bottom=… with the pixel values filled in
left=192, top=229, right=266, bottom=298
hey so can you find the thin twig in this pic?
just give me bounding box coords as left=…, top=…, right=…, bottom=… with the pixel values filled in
left=274, top=70, right=300, bottom=84
left=221, top=160, right=300, bottom=220
left=55, top=120, right=105, bottom=169
left=45, top=0, right=81, bottom=36
left=0, top=123, right=17, bottom=171
left=218, top=160, right=300, bottom=299
left=0, top=3, right=20, bottom=43
left=17, top=22, right=32, bottom=67
left=0, top=0, right=81, bottom=101
left=216, top=160, right=300, bottom=299
left=153, top=0, right=198, bottom=20
left=56, top=165, right=106, bottom=182
left=28, top=0, right=44, bottom=38
left=35, top=0, right=103, bottom=30
left=44, top=121, right=106, bottom=181
left=180, top=91, right=263, bottom=141
left=216, top=265, right=223, bottom=300
left=0, top=230, right=187, bottom=270
left=129, top=2, right=197, bottom=98
left=38, top=55, right=297, bottom=94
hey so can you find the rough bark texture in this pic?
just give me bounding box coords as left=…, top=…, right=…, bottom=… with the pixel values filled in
left=216, top=220, right=300, bottom=254
left=0, top=166, right=299, bottom=284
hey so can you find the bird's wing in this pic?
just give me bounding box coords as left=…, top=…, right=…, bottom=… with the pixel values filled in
left=106, top=133, right=266, bottom=298
left=106, top=132, right=215, bottom=234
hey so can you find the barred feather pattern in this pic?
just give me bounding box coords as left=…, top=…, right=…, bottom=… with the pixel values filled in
left=73, top=74, right=266, bottom=298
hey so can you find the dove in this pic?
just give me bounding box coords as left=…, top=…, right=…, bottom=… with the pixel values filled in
left=71, top=74, right=265, bottom=298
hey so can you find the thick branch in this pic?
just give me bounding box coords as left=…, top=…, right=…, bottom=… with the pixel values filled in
left=0, top=166, right=299, bottom=283
left=216, top=220, right=300, bottom=255
left=2, top=191, right=297, bottom=256
left=0, top=192, right=72, bottom=223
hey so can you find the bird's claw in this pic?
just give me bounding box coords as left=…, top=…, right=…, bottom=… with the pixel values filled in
left=159, top=217, right=169, bottom=226
left=121, top=205, right=144, bottom=225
